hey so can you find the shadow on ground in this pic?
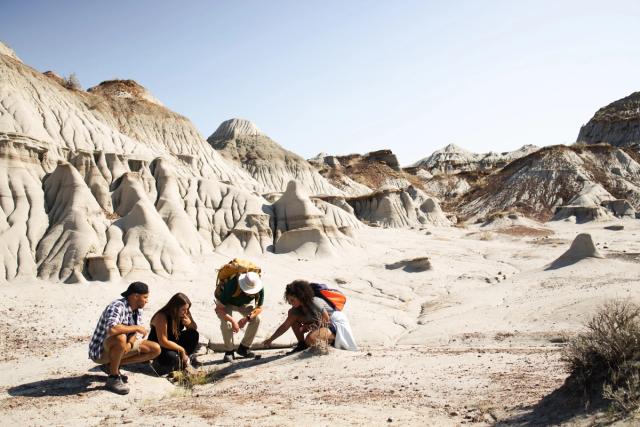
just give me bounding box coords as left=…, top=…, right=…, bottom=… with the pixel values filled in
left=497, top=377, right=613, bottom=426
left=8, top=374, right=106, bottom=397
left=203, top=352, right=290, bottom=382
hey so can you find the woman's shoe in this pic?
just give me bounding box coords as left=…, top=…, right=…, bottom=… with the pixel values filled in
left=286, top=342, right=309, bottom=354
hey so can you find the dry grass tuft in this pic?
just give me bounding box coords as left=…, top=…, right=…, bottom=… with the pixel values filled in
left=562, top=300, right=640, bottom=416
left=171, top=368, right=217, bottom=391
left=308, top=321, right=332, bottom=356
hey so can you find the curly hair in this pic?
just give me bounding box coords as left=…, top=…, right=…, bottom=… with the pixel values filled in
left=284, top=280, right=315, bottom=311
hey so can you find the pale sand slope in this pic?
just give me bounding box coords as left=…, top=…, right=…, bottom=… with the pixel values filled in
left=1, top=219, right=639, bottom=425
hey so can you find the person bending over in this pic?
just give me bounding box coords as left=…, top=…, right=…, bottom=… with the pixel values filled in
left=215, top=271, right=264, bottom=362
left=148, top=292, right=199, bottom=375
left=88, top=282, right=161, bottom=395
left=263, top=280, right=335, bottom=353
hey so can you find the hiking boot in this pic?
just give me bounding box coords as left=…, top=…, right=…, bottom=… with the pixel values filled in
left=222, top=351, right=234, bottom=363
left=105, top=375, right=129, bottom=395
left=287, top=342, right=309, bottom=354
left=99, top=364, right=128, bottom=383
left=236, top=344, right=257, bottom=359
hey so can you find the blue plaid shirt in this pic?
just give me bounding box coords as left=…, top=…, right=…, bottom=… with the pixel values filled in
left=88, top=298, right=143, bottom=360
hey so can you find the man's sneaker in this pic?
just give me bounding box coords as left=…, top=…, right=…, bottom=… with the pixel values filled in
left=236, top=344, right=257, bottom=359
left=222, top=351, right=234, bottom=363
left=287, top=342, right=309, bottom=354
left=99, top=364, right=128, bottom=383
left=105, top=375, right=129, bottom=395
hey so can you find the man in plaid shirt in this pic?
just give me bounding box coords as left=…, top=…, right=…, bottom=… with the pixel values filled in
left=88, top=282, right=160, bottom=395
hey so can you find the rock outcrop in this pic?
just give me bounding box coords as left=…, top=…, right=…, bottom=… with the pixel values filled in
left=347, top=186, right=450, bottom=228
left=209, top=119, right=342, bottom=196
left=456, top=144, right=640, bottom=222
left=577, top=91, right=640, bottom=148
left=271, top=181, right=357, bottom=257
left=309, top=149, right=419, bottom=195
left=0, top=136, right=48, bottom=281
left=547, top=233, right=604, bottom=269
left=411, top=143, right=539, bottom=176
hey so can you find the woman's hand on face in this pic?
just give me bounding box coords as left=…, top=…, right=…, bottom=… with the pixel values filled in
left=181, top=314, right=191, bottom=327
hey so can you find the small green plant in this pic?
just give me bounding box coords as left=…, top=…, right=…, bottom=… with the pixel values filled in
left=562, top=301, right=640, bottom=416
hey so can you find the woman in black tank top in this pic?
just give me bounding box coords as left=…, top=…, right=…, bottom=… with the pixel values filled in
left=149, top=293, right=199, bottom=375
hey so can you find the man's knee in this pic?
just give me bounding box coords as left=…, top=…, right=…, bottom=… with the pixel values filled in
left=107, top=333, right=127, bottom=350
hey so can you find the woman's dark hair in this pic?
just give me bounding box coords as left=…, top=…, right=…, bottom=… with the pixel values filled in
left=152, top=293, right=191, bottom=338
left=284, top=280, right=315, bottom=312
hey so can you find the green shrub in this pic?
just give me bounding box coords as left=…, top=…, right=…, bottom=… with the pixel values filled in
left=563, top=301, right=640, bottom=414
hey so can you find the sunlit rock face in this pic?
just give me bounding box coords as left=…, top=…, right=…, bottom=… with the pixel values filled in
left=577, top=91, right=640, bottom=148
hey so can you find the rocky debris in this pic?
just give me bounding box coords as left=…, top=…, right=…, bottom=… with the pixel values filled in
left=385, top=257, right=432, bottom=272
left=209, top=119, right=342, bottom=196
left=87, top=79, right=164, bottom=106
left=577, top=91, right=640, bottom=148
left=411, top=143, right=539, bottom=176
left=546, top=233, right=604, bottom=269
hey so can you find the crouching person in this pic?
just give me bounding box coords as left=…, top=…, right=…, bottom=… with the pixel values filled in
left=88, top=282, right=161, bottom=395
left=263, top=280, right=357, bottom=352
left=215, top=271, right=264, bottom=362
left=148, top=293, right=199, bottom=375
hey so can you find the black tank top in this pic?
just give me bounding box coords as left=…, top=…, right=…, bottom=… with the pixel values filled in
left=149, top=314, right=182, bottom=344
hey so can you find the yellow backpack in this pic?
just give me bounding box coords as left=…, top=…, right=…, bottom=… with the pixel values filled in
left=214, top=258, right=262, bottom=300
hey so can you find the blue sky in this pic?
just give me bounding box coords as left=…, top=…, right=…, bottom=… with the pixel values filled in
left=3, top=1, right=640, bottom=165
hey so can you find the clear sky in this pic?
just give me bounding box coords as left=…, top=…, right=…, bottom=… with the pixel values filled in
left=3, top=1, right=640, bottom=165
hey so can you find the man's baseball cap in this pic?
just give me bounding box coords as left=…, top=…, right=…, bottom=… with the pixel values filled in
left=121, top=281, right=149, bottom=297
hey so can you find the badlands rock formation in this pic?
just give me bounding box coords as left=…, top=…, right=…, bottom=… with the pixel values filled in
left=347, top=186, right=450, bottom=228
left=208, top=119, right=342, bottom=196
left=547, top=233, right=604, bottom=269
left=577, top=91, right=640, bottom=148
left=411, top=143, right=539, bottom=176
left=0, top=43, right=370, bottom=282
left=271, top=181, right=357, bottom=256
left=455, top=144, right=640, bottom=222
left=309, top=149, right=419, bottom=194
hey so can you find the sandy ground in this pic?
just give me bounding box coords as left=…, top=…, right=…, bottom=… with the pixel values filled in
left=1, top=218, right=640, bottom=425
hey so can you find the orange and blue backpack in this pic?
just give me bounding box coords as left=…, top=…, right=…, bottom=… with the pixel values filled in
left=310, top=283, right=347, bottom=311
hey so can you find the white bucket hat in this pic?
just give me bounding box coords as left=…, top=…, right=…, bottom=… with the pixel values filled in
left=238, top=272, right=263, bottom=294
